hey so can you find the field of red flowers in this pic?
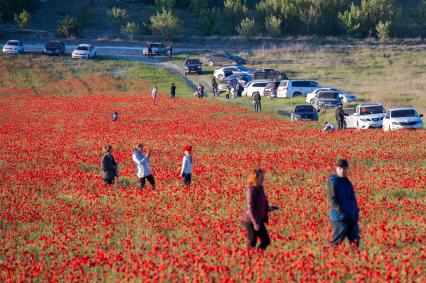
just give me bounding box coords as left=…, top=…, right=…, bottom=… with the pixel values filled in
left=0, top=56, right=425, bottom=282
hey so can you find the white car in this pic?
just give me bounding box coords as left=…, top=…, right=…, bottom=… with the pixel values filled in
left=383, top=107, right=424, bottom=131
left=214, top=65, right=253, bottom=80
left=306, top=88, right=357, bottom=104
left=2, top=40, right=24, bottom=54
left=345, top=103, right=386, bottom=129
left=143, top=42, right=166, bottom=56
left=72, top=44, right=96, bottom=59
left=242, top=80, right=271, bottom=97
left=277, top=80, right=322, bottom=98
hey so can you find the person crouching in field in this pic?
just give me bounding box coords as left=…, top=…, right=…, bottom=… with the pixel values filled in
left=180, top=145, right=193, bottom=187
left=326, top=159, right=360, bottom=248
left=132, top=144, right=156, bottom=190
left=101, top=145, right=118, bottom=185
left=112, top=112, right=119, bottom=121
left=241, top=169, right=279, bottom=250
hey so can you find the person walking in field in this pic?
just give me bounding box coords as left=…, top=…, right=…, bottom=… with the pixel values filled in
left=167, top=43, right=173, bottom=61
left=147, top=42, right=153, bottom=60
left=132, top=144, right=156, bottom=190
left=212, top=78, right=219, bottom=97
left=197, top=83, right=204, bottom=98
left=335, top=105, right=347, bottom=130
left=170, top=82, right=176, bottom=99
left=225, top=85, right=231, bottom=99
left=326, top=159, right=360, bottom=248
left=112, top=112, right=119, bottom=121
left=180, top=145, right=193, bottom=187
left=101, top=145, right=118, bottom=185
left=253, top=91, right=261, bottom=112
left=152, top=86, right=158, bottom=102
left=237, top=83, right=243, bottom=97
left=241, top=168, right=279, bottom=250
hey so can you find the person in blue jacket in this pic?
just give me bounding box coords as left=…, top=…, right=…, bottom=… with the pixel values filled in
left=327, top=159, right=360, bottom=248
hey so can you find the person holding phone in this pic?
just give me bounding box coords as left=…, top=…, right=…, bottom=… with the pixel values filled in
left=132, top=144, right=155, bottom=190
left=241, top=168, right=279, bottom=250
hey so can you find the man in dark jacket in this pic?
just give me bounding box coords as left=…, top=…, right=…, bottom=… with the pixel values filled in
left=335, top=106, right=346, bottom=130
left=253, top=91, right=261, bottom=112
left=212, top=78, right=219, bottom=97
left=101, top=145, right=118, bottom=185
left=170, top=82, right=176, bottom=99
left=327, top=159, right=360, bottom=247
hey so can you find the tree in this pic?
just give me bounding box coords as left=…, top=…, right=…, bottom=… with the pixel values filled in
left=189, top=0, right=209, bottom=13
left=14, top=9, right=30, bottom=29
left=121, top=22, right=141, bottom=42
left=107, top=7, right=129, bottom=28
left=155, top=0, right=175, bottom=10
left=265, top=15, right=282, bottom=37
left=376, top=20, right=390, bottom=40
left=220, top=0, right=249, bottom=35
left=236, top=17, right=257, bottom=39
left=149, top=9, right=182, bottom=39
left=417, top=0, right=426, bottom=26
left=58, top=16, right=80, bottom=38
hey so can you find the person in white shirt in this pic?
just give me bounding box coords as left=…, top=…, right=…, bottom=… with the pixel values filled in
left=132, top=144, right=155, bottom=190
left=180, top=145, right=193, bottom=187
left=323, top=122, right=335, bottom=131
left=151, top=86, right=158, bottom=102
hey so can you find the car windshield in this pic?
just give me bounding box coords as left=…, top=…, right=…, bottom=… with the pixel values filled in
left=6, top=41, right=19, bottom=46
left=295, top=106, right=315, bottom=113
left=76, top=46, right=89, bottom=51
left=391, top=109, right=418, bottom=118
left=318, top=92, right=339, bottom=99
left=359, top=106, right=385, bottom=115
left=46, top=42, right=61, bottom=48
left=237, top=66, right=250, bottom=72
left=186, top=60, right=200, bottom=65
left=152, top=44, right=164, bottom=48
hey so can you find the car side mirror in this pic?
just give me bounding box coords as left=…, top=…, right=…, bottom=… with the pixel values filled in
left=420, top=114, right=424, bottom=117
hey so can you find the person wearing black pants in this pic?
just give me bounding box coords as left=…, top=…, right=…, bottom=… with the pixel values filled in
left=253, top=91, right=261, bottom=112
left=170, top=82, right=176, bottom=99
left=326, top=159, right=360, bottom=248
left=241, top=168, right=278, bottom=250
left=335, top=106, right=346, bottom=130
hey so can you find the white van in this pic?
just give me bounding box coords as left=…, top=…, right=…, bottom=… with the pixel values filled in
left=277, top=80, right=322, bottom=98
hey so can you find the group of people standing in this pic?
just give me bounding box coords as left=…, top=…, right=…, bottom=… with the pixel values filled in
left=146, top=42, right=173, bottom=61
left=101, top=144, right=193, bottom=189
left=323, top=105, right=348, bottom=131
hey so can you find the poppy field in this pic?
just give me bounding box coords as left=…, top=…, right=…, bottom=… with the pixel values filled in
left=0, top=55, right=425, bottom=282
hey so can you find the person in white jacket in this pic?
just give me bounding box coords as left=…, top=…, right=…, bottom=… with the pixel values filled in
left=180, top=145, right=193, bottom=187
left=151, top=86, right=158, bottom=102
left=132, top=144, right=155, bottom=190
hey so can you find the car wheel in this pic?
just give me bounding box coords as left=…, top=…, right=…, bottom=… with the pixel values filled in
left=218, top=74, right=223, bottom=80
left=208, top=61, right=214, bottom=67
left=231, top=61, right=237, bottom=65
left=294, top=92, right=302, bottom=97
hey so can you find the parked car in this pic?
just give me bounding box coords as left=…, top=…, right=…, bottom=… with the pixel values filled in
left=204, top=51, right=246, bottom=67
left=2, top=40, right=24, bottom=54
left=277, top=80, right=322, bottom=98
left=345, top=103, right=386, bottom=129
left=184, top=57, right=202, bottom=75
left=291, top=104, right=319, bottom=121
left=242, top=80, right=271, bottom=97
left=252, top=69, right=287, bottom=81
left=43, top=40, right=65, bottom=56
left=313, top=91, right=343, bottom=110
left=218, top=74, right=252, bottom=93
left=306, top=88, right=357, bottom=104
left=214, top=65, right=253, bottom=80
left=263, top=81, right=281, bottom=98
left=143, top=42, right=166, bottom=56
left=72, top=44, right=96, bottom=59
left=382, top=107, right=424, bottom=131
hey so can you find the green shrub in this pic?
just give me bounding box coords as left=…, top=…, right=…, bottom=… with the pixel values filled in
left=149, top=9, right=182, bottom=39
left=200, top=8, right=218, bottom=36
left=121, top=22, right=141, bottom=42
left=58, top=16, right=80, bottom=38
left=236, top=17, right=257, bottom=39
left=107, top=7, right=128, bottom=28
left=417, top=0, right=426, bottom=26
left=376, top=20, right=391, bottom=40
left=155, top=0, right=175, bottom=10
left=265, top=15, right=282, bottom=37
left=14, top=9, right=30, bottom=29
left=190, top=0, right=209, bottom=13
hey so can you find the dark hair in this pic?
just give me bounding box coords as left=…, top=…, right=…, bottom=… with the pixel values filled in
left=337, top=159, right=349, bottom=168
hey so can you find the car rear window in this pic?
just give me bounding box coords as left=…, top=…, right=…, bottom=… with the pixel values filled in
left=253, top=83, right=268, bottom=87
left=292, top=81, right=310, bottom=87
left=279, top=81, right=288, bottom=87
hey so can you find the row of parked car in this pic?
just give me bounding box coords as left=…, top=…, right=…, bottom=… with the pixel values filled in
left=2, top=40, right=97, bottom=59
left=208, top=55, right=423, bottom=131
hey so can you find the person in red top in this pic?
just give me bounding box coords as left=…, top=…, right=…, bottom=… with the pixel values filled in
left=241, top=168, right=278, bottom=250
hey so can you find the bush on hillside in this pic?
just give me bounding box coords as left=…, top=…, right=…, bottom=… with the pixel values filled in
left=376, top=20, right=391, bottom=40
left=149, top=9, right=182, bottom=39
left=265, top=15, right=282, bottom=37
left=236, top=17, right=257, bottom=39
left=58, top=16, right=80, bottom=38
left=107, top=7, right=129, bottom=28
left=121, top=21, right=141, bottom=42
left=155, top=0, right=175, bottom=10
left=14, top=9, right=30, bottom=29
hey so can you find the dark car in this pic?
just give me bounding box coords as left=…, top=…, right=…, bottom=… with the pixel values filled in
left=313, top=91, right=343, bottom=110
left=291, top=104, right=318, bottom=121
left=204, top=51, right=246, bottom=67
left=218, top=74, right=252, bottom=92
left=253, top=69, right=288, bottom=81
left=43, top=40, right=65, bottom=56
left=184, top=57, right=202, bottom=75
left=263, top=81, right=280, bottom=98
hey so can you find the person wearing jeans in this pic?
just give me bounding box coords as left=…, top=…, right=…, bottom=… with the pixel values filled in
left=180, top=145, right=193, bottom=187
left=253, top=91, right=261, bottom=112
left=326, top=159, right=360, bottom=248
left=132, top=144, right=155, bottom=190
left=241, top=168, right=278, bottom=250
left=101, top=145, right=118, bottom=185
